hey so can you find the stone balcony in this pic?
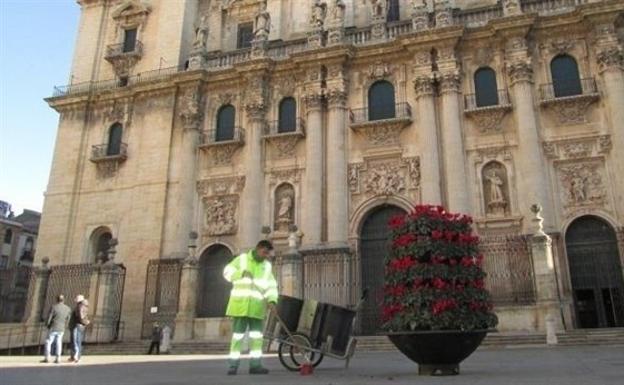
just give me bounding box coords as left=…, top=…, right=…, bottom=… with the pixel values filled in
left=349, top=102, right=412, bottom=147
left=105, top=41, right=144, bottom=77
left=262, top=118, right=306, bottom=158
left=90, top=143, right=128, bottom=163
left=464, top=90, right=513, bottom=134
left=539, top=78, right=600, bottom=124
left=199, top=127, right=245, bottom=166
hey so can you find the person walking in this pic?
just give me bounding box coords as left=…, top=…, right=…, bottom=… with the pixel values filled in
left=223, top=240, right=279, bottom=375
left=147, top=322, right=162, bottom=355
left=68, top=294, right=90, bottom=363
left=42, top=294, right=72, bottom=364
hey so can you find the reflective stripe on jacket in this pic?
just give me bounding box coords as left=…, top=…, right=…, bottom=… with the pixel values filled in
left=223, top=250, right=278, bottom=319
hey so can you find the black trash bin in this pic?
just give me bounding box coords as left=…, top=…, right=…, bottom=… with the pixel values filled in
left=275, top=295, right=304, bottom=337
left=308, top=302, right=356, bottom=355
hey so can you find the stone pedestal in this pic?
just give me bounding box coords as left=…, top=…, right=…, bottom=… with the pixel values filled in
left=530, top=233, right=564, bottom=334
left=23, top=264, right=50, bottom=325
left=91, top=263, right=125, bottom=342
left=278, top=252, right=303, bottom=298
left=307, top=27, right=324, bottom=49
left=173, top=258, right=199, bottom=341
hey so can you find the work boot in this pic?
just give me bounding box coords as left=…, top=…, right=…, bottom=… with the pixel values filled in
left=40, top=358, right=49, bottom=364
left=227, top=367, right=238, bottom=375
left=54, top=357, right=60, bottom=364
left=249, top=366, right=269, bottom=375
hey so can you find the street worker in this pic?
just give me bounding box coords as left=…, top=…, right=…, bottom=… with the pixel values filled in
left=223, top=240, right=278, bottom=375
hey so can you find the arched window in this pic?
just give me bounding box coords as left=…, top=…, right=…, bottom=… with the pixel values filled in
left=474, top=67, right=499, bottom=107
left=551, top=55, right=582, bottom=98
left=368, top=80, right=396, bottom=121
left=387, top=0, right=400, bottom=22
left=216, top=105, right=235, bottom=141
left=278, top=97, right=297, bottom=133
left=4, top=229, right=12, bottom=244
left=197, top=244, right=233, bottom=317
left=107, top=123, right=123, bottom=156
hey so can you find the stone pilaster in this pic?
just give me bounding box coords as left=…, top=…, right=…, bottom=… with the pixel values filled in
left=174, top=257, right=199, bottom=341
left=23, top=262, right=50, bottom=325
left=414, top=53, right=442, bottom=205
left=505, top=36, right=554, bottom=231
left=302, top=91, right=324, bottom=246
left=437, top=48, right=470, bottom=213
left=91, top=262, right=125, bottom=341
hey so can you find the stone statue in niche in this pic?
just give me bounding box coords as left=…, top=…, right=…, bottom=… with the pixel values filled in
left=253, top=0, right=271, bottom=41
left=371, top=0, right=387, bottom=19
left=311, top=0, right=327, bottom=28
left=193, top=15, right=209, bottom=49
left=274, top=184, right=295, bottom=232
left=331, top=0, right=346, bottom=25
left=482, top=162, right=509, bottom=217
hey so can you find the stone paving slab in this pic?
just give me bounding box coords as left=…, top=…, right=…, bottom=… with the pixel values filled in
left=1, top=345, right=622, bottom=385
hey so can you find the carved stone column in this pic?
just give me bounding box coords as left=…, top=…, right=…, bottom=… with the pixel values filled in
left=505, top=36, right=553, bottom=230
left=414, top=54, right=442, bottom=204
left=303, top=91, right=324, bottom=246
left=326, top=88, right=349, bottom=245
left=594, top=21, right=624, bottom=215
left=438, top=59, right=470, bottom=213
left=240, top=102, right=267, bottom=249
left=174, top=257, right=199, bottom=340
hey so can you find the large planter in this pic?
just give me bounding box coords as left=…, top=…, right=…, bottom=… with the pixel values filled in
left=387, top=329, right=489, bottom=375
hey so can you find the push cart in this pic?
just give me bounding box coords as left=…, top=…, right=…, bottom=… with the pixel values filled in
left=264, top=291, right=368, bottom=371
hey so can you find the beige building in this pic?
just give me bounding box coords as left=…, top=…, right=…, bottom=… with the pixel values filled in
left=39, top=0, right=624, bottom=341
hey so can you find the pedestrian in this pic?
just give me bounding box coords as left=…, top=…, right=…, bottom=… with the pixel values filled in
left=147, top=322, right=161, bottom=355
left=223, top=240, right=278, bottom=375
left=42, top=294, right=72, bottom=364
left=68, top=294, right=90, bottom=363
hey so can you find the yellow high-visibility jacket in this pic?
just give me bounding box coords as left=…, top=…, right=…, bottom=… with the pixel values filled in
left=223, top=250, right=278, bottom=320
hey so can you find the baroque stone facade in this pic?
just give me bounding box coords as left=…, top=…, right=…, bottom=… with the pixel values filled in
left=40, top=0, right=624, bottom=339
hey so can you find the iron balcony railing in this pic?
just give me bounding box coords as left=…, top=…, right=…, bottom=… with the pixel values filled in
left=91, top=143, right=128, bottom=162
left=105, top=41, right=144, bottom=59
left=199, top=127, right=245, bottom=146
left=539, top=78, right=598, bottom=101
left=464, top=89, right=512, bottom=111
left=349, top=102, right=412, bottom=125
left=264, top=118, right=305, bottom=137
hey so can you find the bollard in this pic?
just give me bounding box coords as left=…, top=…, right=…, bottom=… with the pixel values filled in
left=546, top=314, right=558, bottom=345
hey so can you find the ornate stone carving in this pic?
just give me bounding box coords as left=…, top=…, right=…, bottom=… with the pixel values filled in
left=267, top=134, right=303, bottom=159
left=502, top=0, right=522, bottom=16
left=438, top=71, right=461, bottom=94
left=482, top=161, right=510, bottom=217
left=178, top=86, right=203, bottom=130
left=349, top=157, right=420, bottom=196
left=268, top=168, right=302, bottom=186
left=598, top=135, right=612, bottom=154
left=197, top=176, right=245, bottom=197
left=310, top=0, right=327, bottom=28
left=218, top=92, right=236, bottom=105
left=474, top=147, right=513, bottom=164
left=274, top=183, right=295, bottom=232
left=95, top=161, right=122, bottom=179
left=353, top=122, right=407, bottom=146
left=506, top=60, right=533, bottom=85
left=434, top=0, right=453, bottom=28
left=474, top=47, right=494, bottom=68
left=596, top=46, right=624, bottom=73
left=253, top=0, right=270, bottom=41
left=245, top=102, right=267, bottom=122
left=414, top=75, right=434, bottom=97
left=193, top=15, right=209, bottom=50
left=329, top=0, right=346, bottom=27
left=364, top=163, right=406, bottom=196
left=203, top=195, right=238, bottom=236
left=367, top=61, right=394, bottom=81
left=210, top=143, right=242, bottom=166
left=557, top=161, right=607, bottom=209
left=326, top=89, right=347, bottom=107
left=541, top=135, right=611, bottom=160
left=541, top=95, right=599, bottom=125
left=411, top=1, right=429, bottom=32
left=561, top=141, right=592, bottom=158
left=465, top=106, right=512, bottom=134
left=542, top=142, right=558, bottom=159
left=546, top=38, right=574, bottom=56
left=111, top=0, right=151, bottom=31
left=403, top=157, right=421, bottom=189
left=370, top=0, right=388, bottom=19
left=303, top=92, right=323, bottom=110
left=348, top=163, right=363, bottom=192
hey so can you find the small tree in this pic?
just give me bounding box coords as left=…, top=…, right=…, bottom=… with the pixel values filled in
left=382, top=205, right=498, bottom=331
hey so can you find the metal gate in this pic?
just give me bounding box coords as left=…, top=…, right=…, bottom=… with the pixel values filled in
left=141, top=259, right=183, bottom=338
left=566, top=216, right=624, bottom=328
left=358, top=205, right=405, bottom=334
left=0, top=266, right=35, bottom=322
left=42, top=264, right=94, bottom=320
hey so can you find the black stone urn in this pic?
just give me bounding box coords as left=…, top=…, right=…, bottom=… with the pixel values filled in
left=387, top=329, right=489, bottom=375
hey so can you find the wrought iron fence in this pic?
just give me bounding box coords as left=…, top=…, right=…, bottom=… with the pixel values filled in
left=301, top=248, right=357, bottom=308
left=540, top=77, right=598, bottom=101
left=199, top=127, right=245, bottom=146
left=480, top=234, right=537, bottom=306
left=464, top=89, right=512, bottom=110
left=141, top=259, right=183, bottom=339
left=264, top=118, right=305, bottom=137
left=350, top=102, right=412, bottom=125
left=0, top=266, right=35, bottom=323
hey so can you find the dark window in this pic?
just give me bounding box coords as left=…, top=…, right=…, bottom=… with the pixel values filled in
left=368, top=80, right=396, bottom=121
left=474, top=67, right=499, bottom=107
left=551, top=55, right=582, bottom=98
left=107, top=123, right=123, bottom=156
left=118, top=76, right=129, bottom=87
left=237, top=23, right=254, bottom=49
left=278, top=97, right=297, bottom=133
left=197, top=245, right=233, bottom=317
left=4, top=229, right=12, bottom=244
left=95, top=232, right=112, bottom=263
left=123, top=28, right=138, bottom=53
left=216, top=105, right=235, bottom=141
left=387, top=0, right=400, bottom=22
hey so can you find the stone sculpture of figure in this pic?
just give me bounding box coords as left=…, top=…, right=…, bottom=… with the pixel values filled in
left=570, top=176, right=586, bottom=202
left=253, top=0, right=271, bottom=40
left=311, top=0, right=327, bottom=28
left=486, top=169, right=505, bottom=203
left=193, top=15, right=209, bottom=49
left=371, top=0, right=387, bottom=18
left=331, top=0, right=345, bottom=25
left=277, top=191, right=293, bottom=220
left=413, top=0, right=427, bottom=10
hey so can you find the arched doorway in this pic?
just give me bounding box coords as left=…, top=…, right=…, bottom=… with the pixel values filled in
left=196, top=244, right=233, bottom=317
left=359, top=204, right=406, bottom=334
left=565, top=216, right=624, bottom=328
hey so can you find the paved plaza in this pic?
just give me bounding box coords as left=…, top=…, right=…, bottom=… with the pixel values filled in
left=1, top=345, right=623, bottom=385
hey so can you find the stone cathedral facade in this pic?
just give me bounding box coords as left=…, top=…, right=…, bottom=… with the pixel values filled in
left=39, top=0, right=624, bottom=341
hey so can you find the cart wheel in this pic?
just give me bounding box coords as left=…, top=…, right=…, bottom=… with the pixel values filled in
left=277, top=333, right=323, bottom=371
